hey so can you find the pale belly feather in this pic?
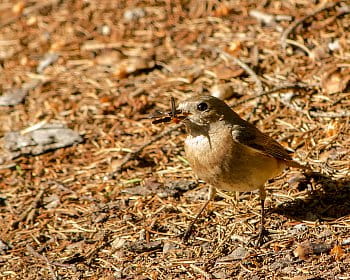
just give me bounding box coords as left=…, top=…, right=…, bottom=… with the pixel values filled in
left=184, top=132, right=285, bottom=192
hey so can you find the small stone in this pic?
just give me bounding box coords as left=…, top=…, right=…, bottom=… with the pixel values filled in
left=249, top=9, right=275, bottom=25
left=291, top=223, right=308, bottom=234
left=113, top=270, right=123, bottom=279
left=270, top=259, right=289, bottom=270
left=111, top=238, right=126, bottom=250
left=0, top=240, right=9, bottom=253
left=101, top=25, right=111, bottom=36
left=210, top=84, right=235, bottom=100
left=126, top=240, right=162, bottom=253
left=341, top=238, right=350, bottom=246
left=0, top=88, right=27, bottom=106
left=37, top=52, right=59, bottom=73
left=162, top=241, right=177, bottom=254
left=123, top=8, right=145, bottom=21
left=0, top=122, right=83, bottom=163
left=328, top=39, right=340, bottom=51
left=43, top=194, right=60, bottom=209
left=280, top=92, right=295, bottom=103
left=216, top=247, right=248, bottom=262
left=94, top=213, right=108, bottom=223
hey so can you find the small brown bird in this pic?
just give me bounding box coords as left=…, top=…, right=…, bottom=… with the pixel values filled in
left=174, top=95, right=305, bottom=245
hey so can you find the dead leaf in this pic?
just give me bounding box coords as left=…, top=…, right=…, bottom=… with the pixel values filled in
left=213, top=3, right=231, bottom=17
left=321, top=67, right=350, bottom=94
left=210, top=83, right=235, bottom=100
left=324, top=120, right=340, bottom=138
left=95, top=51, right=121, bottom=66
left=12, top=1, right=25, bottom=15
left=226, top=40, right=242, bottom=55
left=212, top=64, right=244, bottom=80
left=330, top=244, right=344, bottom=260
left=294, top=241, right=332, bottom=260
left=114, top=57, right=155, bottom=78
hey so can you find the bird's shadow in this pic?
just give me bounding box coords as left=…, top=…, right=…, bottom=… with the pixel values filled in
left=272, top=172, right=350, bottom=221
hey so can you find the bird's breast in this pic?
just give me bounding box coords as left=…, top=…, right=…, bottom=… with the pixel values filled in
left=184, top=131, right=236, bottom=187
left=184, top=130, right=286, bottom=192
left=185, top=135, right=210, bottom=151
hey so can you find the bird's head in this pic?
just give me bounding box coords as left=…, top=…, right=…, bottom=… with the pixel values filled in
left=177, top=95, right=235, bottom=126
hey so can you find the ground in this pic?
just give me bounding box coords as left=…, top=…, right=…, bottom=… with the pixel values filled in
left=0, top=0, right=349, bottom=279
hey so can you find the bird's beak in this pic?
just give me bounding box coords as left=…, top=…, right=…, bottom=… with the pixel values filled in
left=175, top=109, right=191, bottom=118
left=174, top=103, right=192, bottom=123
left=171, top=109, right=190, bottom=123
left=176, top=103, right=191, bottom=116
left=172, top=109, right=183, bottom=116
left=151, top=109, right=189, bottom=124
left=151, top=99, right=192, bottom=125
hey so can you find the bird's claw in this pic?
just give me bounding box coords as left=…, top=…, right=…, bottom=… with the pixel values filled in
left=181, top=223, right=194, bottom=243
left=255, top=227, right=268, bottom=247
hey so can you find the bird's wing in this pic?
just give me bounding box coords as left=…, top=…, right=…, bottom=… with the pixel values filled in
left=231, top=123, right=303, bottom=168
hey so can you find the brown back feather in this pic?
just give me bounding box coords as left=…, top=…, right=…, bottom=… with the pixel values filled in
left=231, top=120, right=304, bottom=168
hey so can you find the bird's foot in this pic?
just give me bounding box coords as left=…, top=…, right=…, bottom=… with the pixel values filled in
left=255, top=226, right=268, bottom=247
left=248, top=226, right=269, bottom=247
left=181, top=222, right=195, bottom=244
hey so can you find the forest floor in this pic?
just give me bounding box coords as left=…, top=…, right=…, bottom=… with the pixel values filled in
left=0, top=0, right=349, bottom=279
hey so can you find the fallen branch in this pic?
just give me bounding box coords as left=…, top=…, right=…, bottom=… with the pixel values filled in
left=12, top=186, right=47, bottom=228
left=278, top=95, right=350, bottom=119
left=206, top=46, right=263, bottom=95
left=309, top=111, right=350, bottom=118
left=281, top=2, right=340, bottom=49
left=201, top=45, right=264, bottom=121
left=26, top=245, right=57, bottom=280
left=0, top=79, right=41, bottom=106
left=231, top=84, right=310, bottom=108
left=220, top=51, right=264, bottom=95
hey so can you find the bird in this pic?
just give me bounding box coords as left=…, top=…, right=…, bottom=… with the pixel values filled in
left=173, top=94, right=305, bottom=245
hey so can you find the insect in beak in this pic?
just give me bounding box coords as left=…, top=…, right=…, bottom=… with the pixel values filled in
left=150, top=97, right=188, bottom=124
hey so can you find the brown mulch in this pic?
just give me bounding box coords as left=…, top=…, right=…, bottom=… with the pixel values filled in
left=0, top=0, right=349, bottom=279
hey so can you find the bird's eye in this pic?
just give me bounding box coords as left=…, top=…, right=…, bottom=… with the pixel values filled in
left=197, top=102, right=208, bottom=111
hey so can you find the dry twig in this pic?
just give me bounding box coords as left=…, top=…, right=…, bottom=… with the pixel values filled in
left=12, top=186, right=47, bottom=228
left=231, top=84, right=310, bottom=108
left=278, top=97, right=350, bottom=119
left=26, top=245, right=57, bottom=280
left=281, top=2, right=340, bottom=49
left=204, top=45, right=263, bottom=95
left=108, top=124, right=183, bottom=178
left=0, top=0, right=61, bottom=29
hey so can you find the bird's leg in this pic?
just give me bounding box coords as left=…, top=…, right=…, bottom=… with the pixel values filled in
left=256, top=186, right=267, bottom=247
left=182, top=186, right=216, bottom=242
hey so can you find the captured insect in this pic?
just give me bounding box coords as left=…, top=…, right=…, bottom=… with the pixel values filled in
left=150, top=97, right=187, bottom=124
